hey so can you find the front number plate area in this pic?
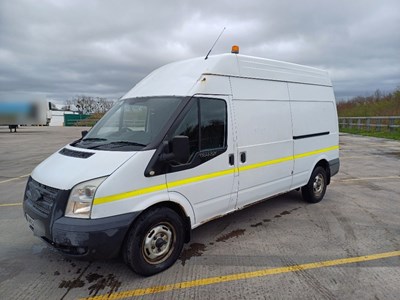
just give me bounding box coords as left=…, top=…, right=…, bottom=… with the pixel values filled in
left=26, top=213, right=35, bottom=229
left=25, top=213, right=45, bottom=237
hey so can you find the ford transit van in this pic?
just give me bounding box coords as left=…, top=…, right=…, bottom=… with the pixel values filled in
left=23, top=47, right=339, bottom=275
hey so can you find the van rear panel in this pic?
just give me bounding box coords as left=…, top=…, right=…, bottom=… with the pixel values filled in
left=288, top=83, right=339, bottom=187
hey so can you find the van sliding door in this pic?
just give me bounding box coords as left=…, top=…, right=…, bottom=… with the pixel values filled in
left=231, top=78, right=294, bottom=208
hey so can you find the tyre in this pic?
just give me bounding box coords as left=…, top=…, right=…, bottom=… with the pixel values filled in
left=302, top=166, right=327, bottom=203
left=123, top=207, right=185, bottom=276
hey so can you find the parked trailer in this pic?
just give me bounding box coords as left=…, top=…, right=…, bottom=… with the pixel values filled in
left=23, top=46, right=339, bottom=275
left=0, top=99, right=52, bottom=131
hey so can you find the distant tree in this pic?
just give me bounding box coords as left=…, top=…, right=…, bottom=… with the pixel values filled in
left=66, top=95, right=114, bottom=114
left=96, top=97, right=114, bottom=113
left=337, top=86, right=400, bottom=117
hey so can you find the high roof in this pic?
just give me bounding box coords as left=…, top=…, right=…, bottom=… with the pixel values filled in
left=122, top=53, right=332, bottom=98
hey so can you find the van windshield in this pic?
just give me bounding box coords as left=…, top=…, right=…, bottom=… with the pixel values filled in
left=73, top=97, right=184, bottom=151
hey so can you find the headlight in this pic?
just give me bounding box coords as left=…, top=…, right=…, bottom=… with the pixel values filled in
left=65, top=177, right=107, bottom=218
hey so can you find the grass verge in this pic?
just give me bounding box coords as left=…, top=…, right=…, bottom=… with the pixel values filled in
left=340, top=127, right=400, bottom=140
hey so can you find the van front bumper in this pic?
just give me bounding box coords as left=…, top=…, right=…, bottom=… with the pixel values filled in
left=47, top=213, right=140, bottom=259
left=23, top=176, right=141, bottom=259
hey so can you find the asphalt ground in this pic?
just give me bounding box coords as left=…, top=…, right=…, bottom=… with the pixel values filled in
left=0, top=126, right=399, bottom=300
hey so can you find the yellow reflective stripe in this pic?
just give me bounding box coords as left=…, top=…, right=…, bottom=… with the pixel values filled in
left=167, top=168, right=236, bottom=189
left=93, top=183, right=167, bottom=205
left=238, top=145, right=339, bottom=173
left=238, top=155, right=293, bottom=172
left=93, top=145, right=339, bottom=206
left=294, top=145, right=339, bottom=159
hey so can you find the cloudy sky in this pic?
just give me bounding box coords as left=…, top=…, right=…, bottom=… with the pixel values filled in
left=0, top=0, right=399, bottom=103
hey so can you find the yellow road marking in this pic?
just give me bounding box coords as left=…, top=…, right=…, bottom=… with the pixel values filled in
left=334, top=176, right=400, bottom=182
left=80, top=250, right=400, bottom=300
left=94, top=145, right=339, bottom=206
left=0, top=174, right=30, bottom=184
left=0, top=203, right=22, bottom=207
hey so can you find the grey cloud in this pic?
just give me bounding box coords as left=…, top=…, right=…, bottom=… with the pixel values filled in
left=0, top=0, right=399, bottom=102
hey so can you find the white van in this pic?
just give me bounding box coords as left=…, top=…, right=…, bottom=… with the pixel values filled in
left=23, top=47, right=339, bottom=275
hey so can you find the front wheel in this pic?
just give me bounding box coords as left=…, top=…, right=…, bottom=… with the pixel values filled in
left=123, top=207, right=185, bottom=276
left=302, top=166, right=327, bottom=203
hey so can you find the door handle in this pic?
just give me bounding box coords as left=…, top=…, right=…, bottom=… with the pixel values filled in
left=229, top=154, right=234, bottom=165
left=240, top=152, right=246, bottom=163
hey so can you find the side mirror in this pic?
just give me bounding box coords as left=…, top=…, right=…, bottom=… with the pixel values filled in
left=171, top=135, right=190, bottom=164
left=81, top=130, right=88, bottom=138
left=161, top=135, right=190, bottom=164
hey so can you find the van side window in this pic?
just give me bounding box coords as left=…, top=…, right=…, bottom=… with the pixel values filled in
left=200, top=98, right=226, bottom=150
left=172, top=102, right=199, bottom=158
left=171, top=97, right=227, bottom=163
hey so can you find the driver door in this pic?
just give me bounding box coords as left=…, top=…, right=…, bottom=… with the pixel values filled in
left=165, top=96, right=238, bottom=225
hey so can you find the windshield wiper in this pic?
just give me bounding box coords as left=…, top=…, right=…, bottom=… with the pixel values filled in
left=87, top=141, right=146, bottom=149
left=82, top=138, right=108, bottom=142
left=108, top=141, right=147, bottom=147
left=71, top=137, right=108, bottom=147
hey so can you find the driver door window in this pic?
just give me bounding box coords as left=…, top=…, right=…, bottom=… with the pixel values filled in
left=171, top=97, right=227, bottom=165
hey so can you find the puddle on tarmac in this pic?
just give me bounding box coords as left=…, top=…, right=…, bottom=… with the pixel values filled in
left=216, top=229, right=246, bottom=242
left=59, top=278, right=85, bottom=289
left=56, top=262, right=121, bottom=297
left=385, top=151, right=400, bottom=158
left=87, top=273, right=121, bottom=297
left=179, top=243, right=207, bottom=266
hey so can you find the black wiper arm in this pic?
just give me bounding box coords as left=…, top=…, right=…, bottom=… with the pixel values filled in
left=82, top=138, right=108, bottom=142
left=71, top=137, right=108, bottom=147
left=87, top=141, right=146, bottom=149
left=108, top=141, right=147, bottom=147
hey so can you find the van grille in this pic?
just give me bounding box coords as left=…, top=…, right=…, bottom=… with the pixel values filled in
left=25, top=178, right=59, bottom=216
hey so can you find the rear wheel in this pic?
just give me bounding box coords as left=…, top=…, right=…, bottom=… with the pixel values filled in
left=123, top=207, right=185, bottom=276
left=302, top=166, right=327, bottom=203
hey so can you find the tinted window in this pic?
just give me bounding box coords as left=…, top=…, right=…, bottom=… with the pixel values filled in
left=200, top=98, right=226, bottom=150
left=172, top=102, right=199, bottom=158
left=171, top=97, right=227, bottom=162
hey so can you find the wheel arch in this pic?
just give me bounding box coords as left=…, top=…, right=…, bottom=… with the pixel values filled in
left=123, top=198, right=192, bottom=246
left=147, top=201, right=191, bottom=243
left=314, top=159, right=331, bottom=185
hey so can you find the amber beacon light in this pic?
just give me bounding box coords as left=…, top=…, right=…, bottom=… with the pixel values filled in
left=231, top=45, right=239, bottom=54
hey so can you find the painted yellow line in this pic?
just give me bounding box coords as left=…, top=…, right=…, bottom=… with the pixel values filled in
left=80, top=250, right=400, bottom=300
left=93, top=145, right=339, bottom=206
left=334, top=176, right=400, bottom=182
left=0, top=203, right=22, bottom=207
left=0, top=174, right=30, bottom=184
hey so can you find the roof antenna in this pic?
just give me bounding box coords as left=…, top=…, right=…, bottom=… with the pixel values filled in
left=204, top=27, right=226, bottom=60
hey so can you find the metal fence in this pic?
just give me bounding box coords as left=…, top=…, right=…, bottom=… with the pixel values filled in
left=64, top=114, right=92, bottom=126
left=339, top=116, right=400, bottom=132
